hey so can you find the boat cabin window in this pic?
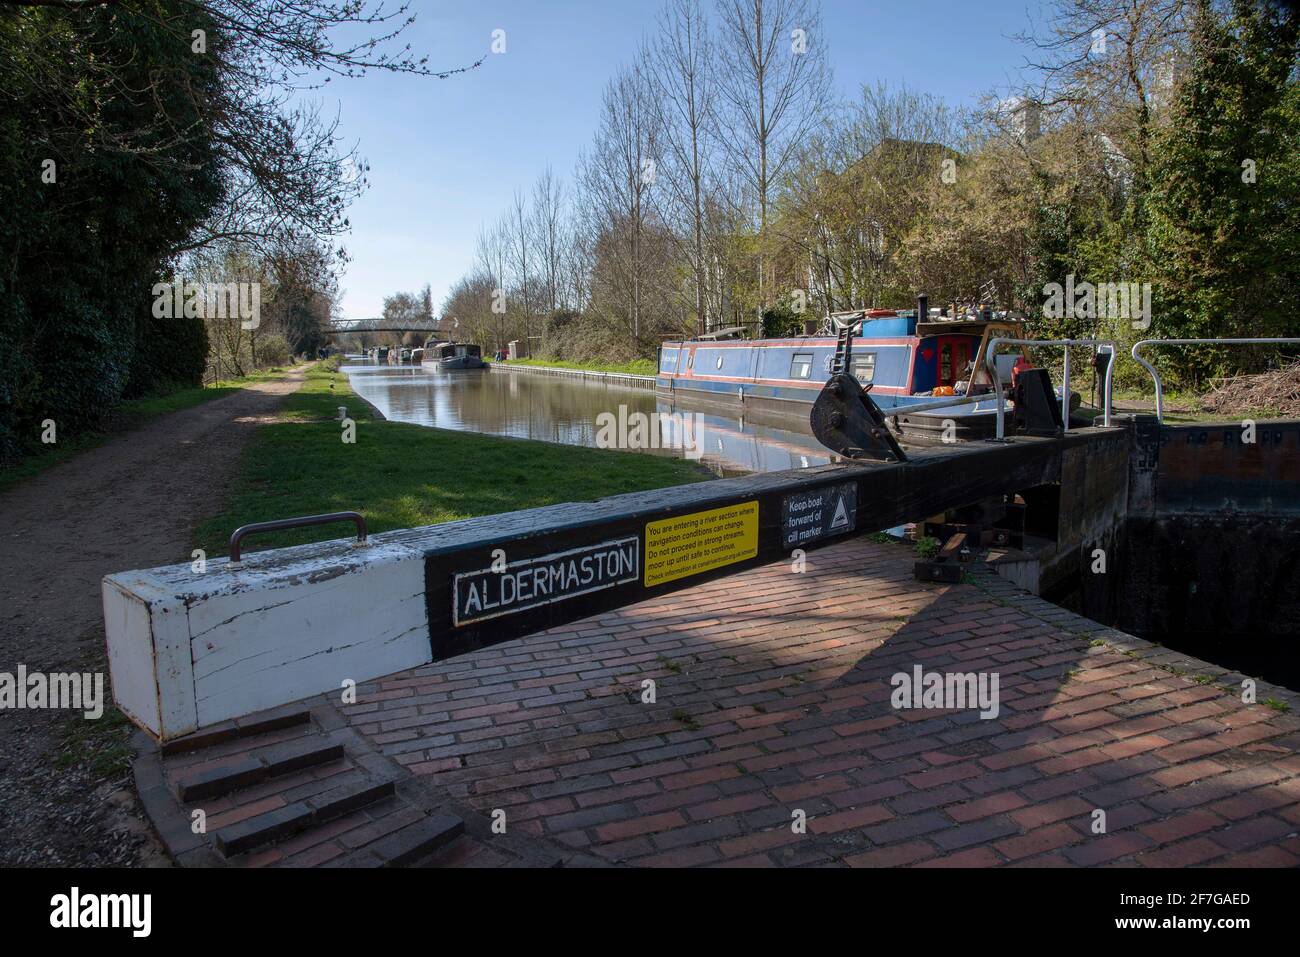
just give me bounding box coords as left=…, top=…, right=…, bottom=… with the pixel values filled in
left=790, top=353, right=814, bottom=379
left=686, top=352, right=694, bottom=369
left=849, top=353, right=876, bottom=382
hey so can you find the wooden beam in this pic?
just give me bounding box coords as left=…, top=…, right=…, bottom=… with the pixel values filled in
left=102, top=430, right=1116, bottom=740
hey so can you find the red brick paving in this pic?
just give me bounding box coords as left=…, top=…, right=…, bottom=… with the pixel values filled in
left=331, top=537, right=1300, bottom=867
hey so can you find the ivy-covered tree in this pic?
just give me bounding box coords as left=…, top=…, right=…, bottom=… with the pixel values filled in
left=0, top=2, right=224, bottom=457
left=1145, top=0, right=1300, bottom=384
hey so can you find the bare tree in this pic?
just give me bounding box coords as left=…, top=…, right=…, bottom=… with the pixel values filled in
left=532, top=166, right=566, bottom=316
left=476, top=215, right=516, bottom=349
left=509, top=188, right=535, bottom=347
left=713, top=0, right=831, bottom=308
left=1016, top=0, right=1192, bottom=190
left=650, top=0, right=716, bottom=335
left=578, top=58, right=662, bottom=344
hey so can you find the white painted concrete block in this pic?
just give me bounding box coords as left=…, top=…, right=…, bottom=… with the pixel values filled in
left=102, top=537, right=433, bottom=741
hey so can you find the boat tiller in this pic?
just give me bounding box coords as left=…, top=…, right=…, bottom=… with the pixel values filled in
left=810, top=374, right=909, bottom=463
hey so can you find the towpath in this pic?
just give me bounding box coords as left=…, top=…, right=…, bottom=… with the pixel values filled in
left=0, top=367, right=307, bottom=865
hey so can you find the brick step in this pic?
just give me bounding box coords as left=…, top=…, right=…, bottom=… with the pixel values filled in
left=176, top=735, right=344, bottom=802
left=215, top=778, right=397, bottom=857
left=329, top=813, right=465, bottom=867
left=160, top=707, right=312, bottom=757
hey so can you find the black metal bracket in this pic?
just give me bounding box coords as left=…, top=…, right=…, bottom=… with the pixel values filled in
left=1011, top=368, right=1064, bottom=437
left=810, top=374, right=909, bottom=463
left=229, top=511, right=368, bottom=562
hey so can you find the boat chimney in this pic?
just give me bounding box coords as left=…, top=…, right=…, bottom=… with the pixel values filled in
left=917, top=294, right=928, bottom=322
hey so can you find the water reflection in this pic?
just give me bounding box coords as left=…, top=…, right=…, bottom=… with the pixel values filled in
left=341, top=359, right=838, bottom=475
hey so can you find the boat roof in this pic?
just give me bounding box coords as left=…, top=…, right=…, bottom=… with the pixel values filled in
left=695, top=326, right=749, bottom=340
left=916, top=318, right=1027, bottom=336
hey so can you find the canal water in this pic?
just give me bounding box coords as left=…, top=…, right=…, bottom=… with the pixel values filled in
left=342, top=359, right=839, bottom=476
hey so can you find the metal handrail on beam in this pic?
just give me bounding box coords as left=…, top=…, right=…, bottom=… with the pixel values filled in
left=987, top=338, right=1117, bottom=440
left=1131, top=338, right=1300, bottom=422
left=229, top=511, right=368, bottom=563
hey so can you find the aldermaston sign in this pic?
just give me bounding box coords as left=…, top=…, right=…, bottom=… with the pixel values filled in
left=453, top=539, right=639, bottom=626
left=102, top=433, right=1097, bottom=740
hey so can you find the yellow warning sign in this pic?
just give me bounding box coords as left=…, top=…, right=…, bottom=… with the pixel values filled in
left=644, top=501, right=759, bottom=588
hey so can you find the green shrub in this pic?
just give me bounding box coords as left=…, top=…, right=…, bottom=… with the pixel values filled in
left=761, top=302, right=801, bottom=339
left=255, top=334, right=291, bottom=367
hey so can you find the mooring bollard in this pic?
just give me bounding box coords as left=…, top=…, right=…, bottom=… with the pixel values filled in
left=337, top=405, right=348, bottom=420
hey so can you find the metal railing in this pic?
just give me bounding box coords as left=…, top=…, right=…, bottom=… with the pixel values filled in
left=1131, top=338, right=1300, bottom=422
left=987, top=338, right=1117, bottom=440
left=230, top=511, right=368, bottom=563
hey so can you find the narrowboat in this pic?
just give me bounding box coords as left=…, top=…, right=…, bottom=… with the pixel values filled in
left=656, top=302, right=1055, bottom=442
left=423, top=341, right=488, bottom=370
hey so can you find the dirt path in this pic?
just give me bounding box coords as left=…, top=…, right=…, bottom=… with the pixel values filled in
left=0, top=368, right=307, bottom=866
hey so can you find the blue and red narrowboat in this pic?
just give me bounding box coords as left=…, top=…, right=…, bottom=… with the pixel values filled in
left=656, top=305, right=1034, bottom=441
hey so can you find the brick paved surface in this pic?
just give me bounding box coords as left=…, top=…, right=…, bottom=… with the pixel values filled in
left=337, top=538, right=1300, bottom=867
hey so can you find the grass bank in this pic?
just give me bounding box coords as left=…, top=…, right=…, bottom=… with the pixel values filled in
left=193, top=361, right=712, bottom=556
left=0, top=366, right=298, bottom=495
left=505, top=356, right=657, bottom=376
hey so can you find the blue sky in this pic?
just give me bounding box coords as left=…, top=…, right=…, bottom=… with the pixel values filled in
left=326, top=1, right=1038, bottom=319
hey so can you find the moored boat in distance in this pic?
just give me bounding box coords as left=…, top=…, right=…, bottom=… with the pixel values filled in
left=656, top=298, right=1051, bottom=443
left=422, top=340, right=488, bottom=370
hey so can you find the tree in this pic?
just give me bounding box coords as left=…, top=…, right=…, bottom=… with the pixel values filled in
left=578, top=60, right=662, bottom=345
left=899, top=138, right=1039, bottom=314
left=1018, top=0, right=1193, bottom=247
left=1, top=0, right=482, bottom=257
left=713, top=0, right=831, bottom=309
left=265, top=235, right=340, bottom=356
left=532, top=166, right=566, bottom=316
left=509, top=188, right=535, bottom=347
left=0, top=1, right=224, bottom=455
left=1145, top=0, right=1300, bottom=383
left=650, top=0, right=717, bottom=334
left=773, top=82, right=958, bottom=313
left=382, top=291, right=428, bottom=347
left=0, top=0, right=479, bottom=459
